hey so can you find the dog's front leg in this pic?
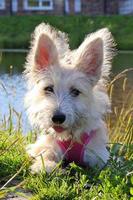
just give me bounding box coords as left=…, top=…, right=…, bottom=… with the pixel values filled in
left=84, top=127, right=109, bottom=169
left=27, top=135, right=63, bottom=173
left=30, top=149, right=61, bottom=173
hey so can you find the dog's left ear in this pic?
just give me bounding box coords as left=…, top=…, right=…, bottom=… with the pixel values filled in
left=75, top=28, right=115, bottom=85
left=76, top=38, right=103, bottom=77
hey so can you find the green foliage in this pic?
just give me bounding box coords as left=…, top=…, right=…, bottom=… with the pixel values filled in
left=0, top=15, right=133, bottom=50
left=0, top=129, right=29, bottom=181
left=0, top=117, right=132, bottom=199
left=0, top=131, right=132, bottom=200
left=130, top=176, right=133, bottom=199
left=25, top=154, right=133, bottom=200
left=0, top=108, right=30, bottom=183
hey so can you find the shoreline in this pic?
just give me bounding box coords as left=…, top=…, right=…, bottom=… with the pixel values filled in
left=0, top=49, right=133, bottom=54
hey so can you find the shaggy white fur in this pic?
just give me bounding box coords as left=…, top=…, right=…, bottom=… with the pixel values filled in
left=25, top=23, right=115, bottom=173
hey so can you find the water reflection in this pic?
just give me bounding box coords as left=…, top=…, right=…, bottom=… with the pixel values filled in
left=0, top=51, right=26, bottom=74
left=0, top=74, right=30, bottom=133
left=1, top=51, right=133, bottom=74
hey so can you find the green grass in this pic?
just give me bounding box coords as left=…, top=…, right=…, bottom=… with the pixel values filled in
left=0, top=124, right=132, bottom=200
left=0, top=15, right=133, bottom=50
left=0, top=71, right=133, bottom=200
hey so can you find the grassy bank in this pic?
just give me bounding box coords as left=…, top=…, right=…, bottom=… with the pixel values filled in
left=0, top=70, right=133, bottom=200
left=0, top=15, right=133, bottom=50
left=0, top=121, right=133, bottom=199
left=0, top=131, right=132, bottom=200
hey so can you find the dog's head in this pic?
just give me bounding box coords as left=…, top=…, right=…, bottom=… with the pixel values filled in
left=25, top=23, right=115, bottom=140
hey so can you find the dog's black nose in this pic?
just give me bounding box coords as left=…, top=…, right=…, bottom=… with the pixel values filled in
left=52, top=111, right=66, bottom=124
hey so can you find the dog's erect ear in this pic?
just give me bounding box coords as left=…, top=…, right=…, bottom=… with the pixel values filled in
left=77, top=38, right=103, bottom=76
left=75, top=28, right=115, bottom=85
left=35, top=34, right=58, bottom=70
left=25, top=23, right=69, bottom=73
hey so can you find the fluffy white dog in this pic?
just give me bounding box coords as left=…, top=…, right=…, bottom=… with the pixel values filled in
left=25, top=23, right=115, bottom=173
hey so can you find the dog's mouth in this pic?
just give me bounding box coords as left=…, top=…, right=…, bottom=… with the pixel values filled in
left=53, top=125, right=66, bottom=133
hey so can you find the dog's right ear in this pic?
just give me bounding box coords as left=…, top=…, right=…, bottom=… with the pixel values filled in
left=25, top=23, right=69, bottom=74
left=34, top=34, right=58, bottom=70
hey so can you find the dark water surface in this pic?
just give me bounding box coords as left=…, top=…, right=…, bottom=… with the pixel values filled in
left=0, top=51, right=133, bottom=74
left=1, top=50, right=132, bottom=97
left=0, top=51, right=132, bottom=133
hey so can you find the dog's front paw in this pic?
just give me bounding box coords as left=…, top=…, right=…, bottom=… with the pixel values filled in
left=30, top=159, right=57, bottom=174
left=30, top=161, right=44, bottom=174
left=44, top=160, right=57, bottom=173
left=26, top=144, right=37, bottom=158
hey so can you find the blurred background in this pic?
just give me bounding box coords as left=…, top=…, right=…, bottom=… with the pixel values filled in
left=0, top=0, right=132, bottom=133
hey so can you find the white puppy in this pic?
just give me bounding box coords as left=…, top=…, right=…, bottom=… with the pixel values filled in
left=24, top=23, right=115, bottom=173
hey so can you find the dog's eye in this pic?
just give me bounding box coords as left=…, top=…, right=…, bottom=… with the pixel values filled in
left=70, top=88, right=81, bottom=97
left=44, top=86, right=54, bottom=94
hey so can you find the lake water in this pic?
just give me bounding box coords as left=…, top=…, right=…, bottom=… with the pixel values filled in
left=0, top=51, right=133, bottom=133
